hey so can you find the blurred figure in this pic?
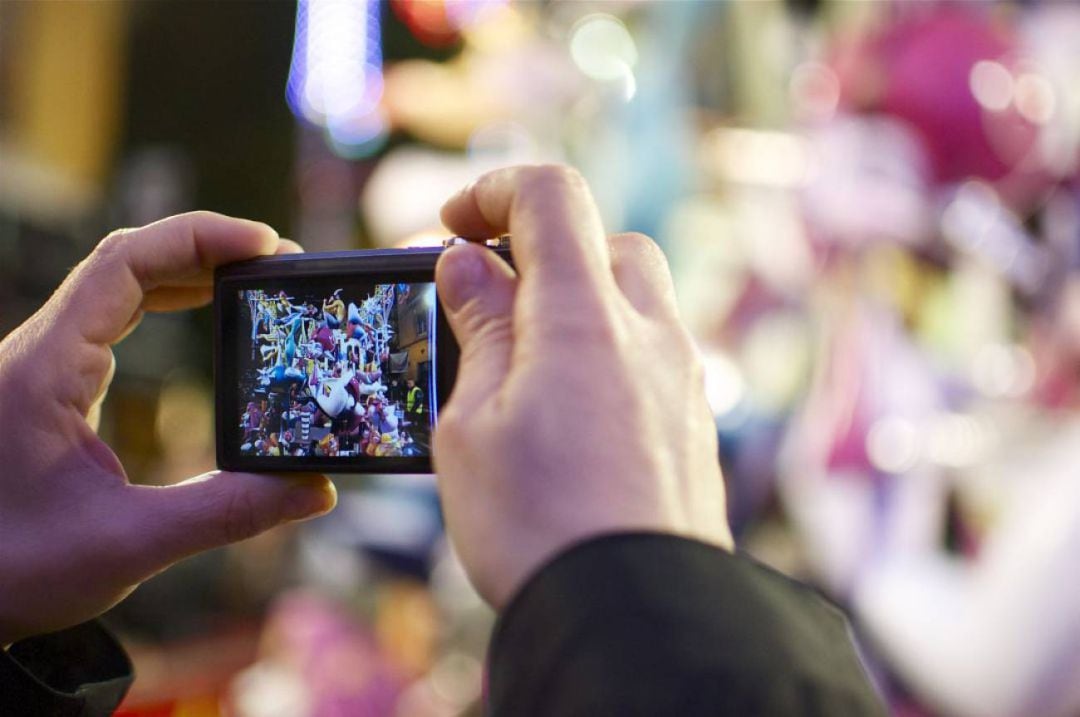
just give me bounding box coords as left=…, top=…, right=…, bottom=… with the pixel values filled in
left=776, top=4, right=1080, bottom=715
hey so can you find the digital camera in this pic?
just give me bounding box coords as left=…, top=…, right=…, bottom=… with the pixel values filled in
left=214, top=239, right=511, bottom=474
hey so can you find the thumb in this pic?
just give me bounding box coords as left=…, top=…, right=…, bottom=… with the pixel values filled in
left=129, top=471, right=336, bottom=569
left=435, top=243, right=517, bottom=416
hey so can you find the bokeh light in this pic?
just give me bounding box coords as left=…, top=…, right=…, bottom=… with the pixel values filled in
left=969, top=59, right=1014, bottom=112
left=287, top=0, right=387, bottom=156
left=569, top=13, right=638, bottom=100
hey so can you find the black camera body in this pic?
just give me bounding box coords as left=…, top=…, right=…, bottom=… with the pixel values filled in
left=214, top=241, right=510, bottom=474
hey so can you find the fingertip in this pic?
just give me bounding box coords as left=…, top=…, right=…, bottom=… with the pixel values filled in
left=197, top=214, right=279, bottom=256
left=322, top=477, right=338, bottom=511
left=437, top=241, right=487, bottom=275
left=440, top=179, right=501, bottom=239
left=162, top=212, right=282, bottom=267
left=436, top=243, right=491, bottom=312
left=181, top=211, right=277, bottom=240
left=208, top=470, right=336, bottom=522
left=439, top=196, right=471, bottom=236
left=439, top=180, right=475, bottom=222
left=277, top=473, right=337, bottom=520
left=275, top=238, right=305, bottom=255
left=255, top=220, right=279, bottom=237
left=285, top=484, right=336, bottom=521
left=247, top=220, right=281, bottom=255
left=243, top=218, right=279, bottom=238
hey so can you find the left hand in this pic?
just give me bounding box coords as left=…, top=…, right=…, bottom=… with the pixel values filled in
left=0, top=212, right=336, bottom=646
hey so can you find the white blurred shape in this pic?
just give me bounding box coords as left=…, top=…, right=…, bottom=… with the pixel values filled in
left=970, top=60, right=1014, bottom=112
left=569, top=14, right=638, bottom=83
left=231, top=662, right=312, bottom=717
left=800, top=115, right=932, bottom=246
left=420, top=283, right=436, bottom=311
left=301, top=0, right=381, bottom=118
left=941, top=181, right=1047, bottom=294
left=971, top=343, right=1036, bottom=398
left=429, top=652, right=483, bottom=707
left=288, top=0, right=385, bottom=155
left=855, top=418, right=1080, bottom=717
left=925, top=413, right=991, bottom=469
left=327, top=109, right=387, bottom=153
left=704, top=127, right=808, bottom=188
left=362, top=119, right=550, bottom=246
left=618, top=65, right=637, bottom=101
left=701, top=352, right=745, bottom=418
left=867, top=416, right=920, bottom=474
left=361, top=147, right=504, bottom=247
left=941, top=181, right=1001, bottom=251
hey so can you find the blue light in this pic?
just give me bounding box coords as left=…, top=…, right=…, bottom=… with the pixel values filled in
left=286, top=0, right=386, bottom=154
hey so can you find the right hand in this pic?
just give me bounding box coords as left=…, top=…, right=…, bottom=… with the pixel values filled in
left=433, top=165, right=733, bottom=610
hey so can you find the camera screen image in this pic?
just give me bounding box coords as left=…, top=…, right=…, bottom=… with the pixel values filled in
left=237, top=282, right=436, bottom=460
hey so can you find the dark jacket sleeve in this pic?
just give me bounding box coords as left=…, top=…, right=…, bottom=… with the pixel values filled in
left=487, top=533, right=885, bottom=716
left=0, top=621, right=133, bottom=717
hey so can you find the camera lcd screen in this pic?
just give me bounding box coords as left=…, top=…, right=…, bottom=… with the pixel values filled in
left=235, top=281, right=437, bottom=463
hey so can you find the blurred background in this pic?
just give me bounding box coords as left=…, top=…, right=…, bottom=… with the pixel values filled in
left=2, top=0, right=1079, bottom=715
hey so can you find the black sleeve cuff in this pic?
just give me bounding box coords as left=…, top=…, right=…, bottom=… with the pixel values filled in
left=487, top=532, right=884, bottom=717
left=1, top=621, right=133, bottom=717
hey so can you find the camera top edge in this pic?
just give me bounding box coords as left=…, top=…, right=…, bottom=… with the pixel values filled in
left=214, top=237, right=512, bottom=281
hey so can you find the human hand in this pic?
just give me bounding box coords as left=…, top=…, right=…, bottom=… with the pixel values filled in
left=433, top=166, right=733, bottom=609
left=0, top=212, right=336, bottom=646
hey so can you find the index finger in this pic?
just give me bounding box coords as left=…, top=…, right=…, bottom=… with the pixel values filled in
left=440, top=165, right=616, bottom=320
left=56, top=211, right=284, bottom=345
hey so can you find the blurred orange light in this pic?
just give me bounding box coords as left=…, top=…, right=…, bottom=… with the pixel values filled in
left=392, top=0, right=460, bottom=48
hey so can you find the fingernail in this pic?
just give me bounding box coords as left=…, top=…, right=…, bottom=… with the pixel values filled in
left=276, top=238, right=304, bottom=254
left=285, top=482, right=336, bottom=520
left=250, top=220, right=279, bottom=238
left=439, top=246, right=489, bottom=312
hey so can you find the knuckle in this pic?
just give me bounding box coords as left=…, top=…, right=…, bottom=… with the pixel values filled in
left=677, top=334, right=708, bottom=388
left=634, top=232, right=667, bottom=261
left=96, top=228, right=135, bottom=257
left=542, top=306, right=624, bottom=352
left=178, top=210, right=219, bottom=230
left=612, top=231, right=669, bottom=268
left=434, top=406, right=470, bottom=451
left=523, top=163, right=587, bottom=192
left=612, top=231, right=655, bottom=250
left=87, top=229, right=139, bottom=279
left=434, top=405, right=463, bottom=438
